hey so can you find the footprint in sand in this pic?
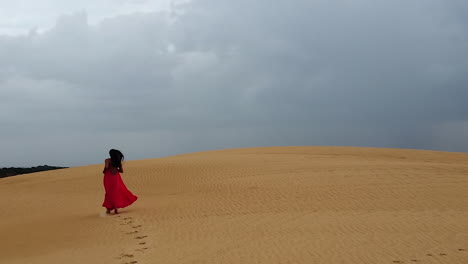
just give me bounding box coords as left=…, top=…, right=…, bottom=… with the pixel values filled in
left=410, top=260, right=420, bottom=262
left=135, top=235, right=148, bottom=240
left=458, top=248, right=466, bottom=252
left=392, top=261, right=403, bottom=263
left=132, top=225, right=142, bottom=229
left=439, top=253, right=447, bottom=256
left=121, top=217, right=134, bottom=224
left=136, top=247, right=149, bottom=252
left=118, top=253, right=134, bottom=259
left=125, top=230, right=139, bottom=234
left=139, top=242, right=146, bottom=245
left=426, top=253, right=433, bottom=257
left=124, top=261, right=138, bottom=264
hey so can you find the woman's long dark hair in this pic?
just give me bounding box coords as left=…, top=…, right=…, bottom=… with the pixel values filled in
left=109, top=149, right=124, bottom=168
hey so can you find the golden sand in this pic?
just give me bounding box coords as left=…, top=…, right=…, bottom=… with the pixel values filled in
left=1, top=147, right=468, bottom=264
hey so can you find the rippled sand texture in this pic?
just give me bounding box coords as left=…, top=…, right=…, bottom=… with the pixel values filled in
left=1, top=147, right=468, bottom=264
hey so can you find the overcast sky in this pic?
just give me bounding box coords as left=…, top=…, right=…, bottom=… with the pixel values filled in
left=1, top=0, right=467, bottom=167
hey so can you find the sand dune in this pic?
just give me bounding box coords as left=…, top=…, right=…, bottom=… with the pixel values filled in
left=1, top=146, right=468, bottom=264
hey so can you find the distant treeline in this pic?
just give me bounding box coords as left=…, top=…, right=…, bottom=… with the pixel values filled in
left=0, top=165, right=68, bottom=178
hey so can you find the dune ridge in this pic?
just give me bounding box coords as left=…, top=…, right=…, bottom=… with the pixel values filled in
left=1, top=146, right=468, bottom=264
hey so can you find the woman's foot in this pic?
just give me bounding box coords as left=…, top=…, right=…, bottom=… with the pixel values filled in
left=114, top=209, right=119, bottom=214
left=106, top=209, right=111, bottom=214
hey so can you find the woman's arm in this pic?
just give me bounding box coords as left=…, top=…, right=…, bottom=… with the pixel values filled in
left=103, top=159, right=110, bottom=173
left=119, top=164, right=124, bottom=173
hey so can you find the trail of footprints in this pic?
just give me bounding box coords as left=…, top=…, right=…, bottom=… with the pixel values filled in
left=114, top=215, right=149, bottom=264
left=111, top=214, right=466, bottom=264
left=392, top=248, right=466, bottom=263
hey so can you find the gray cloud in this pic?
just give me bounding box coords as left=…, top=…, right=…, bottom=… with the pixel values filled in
left=0, top=0, right=174, bottom=35
left=1, top=0, right=467, bottom=166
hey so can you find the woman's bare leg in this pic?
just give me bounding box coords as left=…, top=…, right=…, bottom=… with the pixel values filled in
left=114, top=208, right=119, bottom=214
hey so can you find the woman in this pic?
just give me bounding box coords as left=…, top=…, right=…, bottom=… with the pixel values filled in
left=102, top=149, right=138, bottom=214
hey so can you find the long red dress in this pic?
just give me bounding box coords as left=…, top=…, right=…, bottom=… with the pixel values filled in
left=102, top=168, right=138, bottom=209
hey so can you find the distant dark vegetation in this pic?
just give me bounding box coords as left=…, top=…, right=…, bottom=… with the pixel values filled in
left=0, top=165, right=68, bottom=178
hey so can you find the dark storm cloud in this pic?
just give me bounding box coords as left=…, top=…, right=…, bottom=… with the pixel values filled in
left=0, top=0, right=467, bottom=166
